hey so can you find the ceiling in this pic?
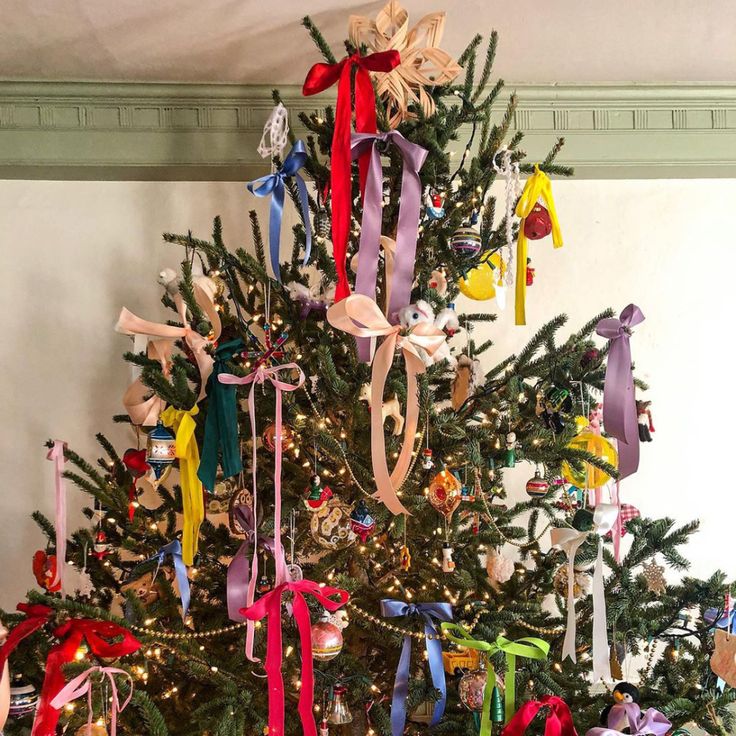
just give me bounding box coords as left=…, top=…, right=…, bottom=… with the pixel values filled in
left=2, top=0, right=735, bottom=85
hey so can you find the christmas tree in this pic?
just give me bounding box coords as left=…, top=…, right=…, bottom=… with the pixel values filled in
left=1, top=5, right=733, bottom=736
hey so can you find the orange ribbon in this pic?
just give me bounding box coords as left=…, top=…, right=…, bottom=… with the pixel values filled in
left=116, top=286, right=221, bottom=410
left=327, top=295, right=445, bottom=516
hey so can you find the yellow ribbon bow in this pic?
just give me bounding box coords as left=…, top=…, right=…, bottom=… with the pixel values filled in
left=161, top=405, right=204, bottom=566
left=515, top=165, right=562, bottom=325
left=327, top=294, right=446, bottom=516
left=441, top=623, right=549, bottom=732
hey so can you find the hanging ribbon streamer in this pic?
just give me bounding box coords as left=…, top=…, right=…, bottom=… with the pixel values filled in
left=514, top=165, right=562, bottom=326
left=122, top=448, right=148, bottom=522
left=116, top=286, right=222, bottom=405
left=46, top=441, right=67, bottom=593
left=247, top=140, right=312, bottom=282
left=0, top=605, right=140, bottom=736
left=50, top=666, right=134, bottom=736
left=197, top=338, right=245, bottom=491
left=551, top=503, right=618, bottom=681
left=121, top=339, right=172, bottom=426
left=327, top=295, right=445, bottom=516
left=302, top=50, right=401, bottom=302
left=441, top=623, right=549, bottom=730
left=501, top=695, right=578, bottom=736
left=243, top=581, right=349, bottom=736
left=227, top=504, right=290, bottom=623
left=596, top=305, right=645, bottom=480
left=586, top=702, right=671, bottom=736
left=144, top=539, right=191, bottom=623
left=161, top=406, right=204, bottom=567
left=350, top=131, right=427, bottom=360
left=380, top=600, right=453, bottom=736
left=219, top=362, right=305, bottom=660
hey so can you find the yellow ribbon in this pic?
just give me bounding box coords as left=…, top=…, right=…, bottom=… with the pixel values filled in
left=327, top=294, right=446, bottom=516
left=441, top=623, right=549, bottom=731
left=161, top=405, right=204, bottom=566
left=514, top=165, right=562, bottom=325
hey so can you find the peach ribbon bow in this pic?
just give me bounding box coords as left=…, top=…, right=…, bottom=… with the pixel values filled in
left=116, top=286, right=222, bottom=413
left=327, top=294, right=445, bottom=516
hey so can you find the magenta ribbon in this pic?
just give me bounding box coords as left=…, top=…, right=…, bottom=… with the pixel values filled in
left=219, top=362, right=304, bottom=661
left=46, top=441, right=67, bottom=593
left=49, top=666, right=133, bottom=736
left=596, top=304, right=644, bottom=480
left=227, top=504, right=290, bottom=622
left=351, top=131, right=428, bottom=362
left=586, top=703, right=671, bottom=736
left=242, top=580, right=349, bottom=736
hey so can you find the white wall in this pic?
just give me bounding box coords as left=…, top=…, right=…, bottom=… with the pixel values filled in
left=0, top=178, right=732, bottom=608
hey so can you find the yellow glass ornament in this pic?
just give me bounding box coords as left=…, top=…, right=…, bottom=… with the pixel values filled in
left=457, top=252, right=502, bottom=301
left=561, top=418, right=618, bottom=488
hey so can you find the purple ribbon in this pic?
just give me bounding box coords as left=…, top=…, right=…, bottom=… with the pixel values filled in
left=380, top=599, right=452, bottom=736
left=596, top=304, right=645, bottom=480
left=586, top=703, right=671, bottom=736
left=227, top=505, right=290, bottom=634
left=351, top=131, right=428, bottom=362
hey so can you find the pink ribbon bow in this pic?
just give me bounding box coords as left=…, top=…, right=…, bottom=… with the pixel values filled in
left=49, top=666, right=133, bottom=736
left=116, top=286, right=221, bottom=408
left=243, top=580, right=349, bottom=736
left=596, top=304, right=644, bottom=480
left=327, top=294, right=446, bottom=516
left=219, top=362, right=304, bottom=661
left=46, top=441, right=67, bottom=593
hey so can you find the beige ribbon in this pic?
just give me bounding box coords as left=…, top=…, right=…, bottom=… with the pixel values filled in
left=327, top=294, right=445, bottom=516
left=122, top=339, right=173, bottom=426
left=116, top=285, right=222, bottom=413
left=351, top=235, right=397, bottom=316
left=551, top=503, right=618, bottom=681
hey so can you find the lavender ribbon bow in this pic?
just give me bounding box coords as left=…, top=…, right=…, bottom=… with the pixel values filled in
left=380, top=599, right=452, bottom=736
left=586, top=703, right=671, bottom=736
left=227, top=504, right=290, bottom=622
left=596, top=304, right=645, bottom=479
left=351, top=131, right=428, bottom=362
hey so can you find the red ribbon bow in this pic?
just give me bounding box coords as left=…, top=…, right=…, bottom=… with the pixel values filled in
left=0, top=604, right=141, bottom=736
left=242, top=580, right=349, bottom=736
left=302, top=50, right=400, bottom=302
left=501, top=695, right=578, bottom=736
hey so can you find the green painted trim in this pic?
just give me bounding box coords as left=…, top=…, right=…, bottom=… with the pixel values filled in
left=1, top=81, right=736, bottom=179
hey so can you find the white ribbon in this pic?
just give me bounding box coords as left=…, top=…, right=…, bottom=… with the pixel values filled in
left=257, top=103, right=290, bottom=159
left=551, top=503, right=618, bottom=681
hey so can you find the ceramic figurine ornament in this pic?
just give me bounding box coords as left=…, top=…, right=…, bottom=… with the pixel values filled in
left=637, top=400, right=655, bottom=442
left=424, top=189, right=446, bottom=220
left=441, top=542, right=455, bottom=572
left=421, top=448, right=435, bottom=470
left=505, top=432, right=517, bottom=467
left=397, top=299, right=458, bottom=366
left=599, top=683, right=641, bottom=731
left=303, top=475, right=333, bottom=512
left=428, top=269, right=448, bottom=296
left=358, top=383, right=404, bottom=435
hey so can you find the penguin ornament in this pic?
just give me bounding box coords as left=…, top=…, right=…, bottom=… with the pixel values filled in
left=600, top=682, right=641, bottom=733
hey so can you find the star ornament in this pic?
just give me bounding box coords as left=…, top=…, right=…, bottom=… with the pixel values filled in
left=349, top=0, right=462, bottom=129
left=642, top=560, right=667, bottom=596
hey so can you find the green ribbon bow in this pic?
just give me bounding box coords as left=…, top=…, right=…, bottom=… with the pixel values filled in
left=441, top=623, right=549, bottom=734
left=197, top=338, right=245, bottom=491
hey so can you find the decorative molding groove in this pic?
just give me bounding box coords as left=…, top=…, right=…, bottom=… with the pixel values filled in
left=1, top=81, right=736, bottom=179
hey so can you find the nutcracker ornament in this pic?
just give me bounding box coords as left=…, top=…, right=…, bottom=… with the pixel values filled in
left=526, top=258, right=535, bottom=286
left=637, top=400, right=655, bottom=442
left=93, top=530, right=111, bottom=560
left=441, top=542, right=456, bottom=572
left=504, top=432, right=518, bottom=467
left=304, top=474, right=333, bottom=512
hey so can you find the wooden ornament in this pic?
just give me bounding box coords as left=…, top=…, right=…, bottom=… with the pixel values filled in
left=711, top=629, right=736, bottom=687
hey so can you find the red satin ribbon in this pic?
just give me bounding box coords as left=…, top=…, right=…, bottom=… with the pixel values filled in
left=242, top=580, right=349, bottom=736
left=123, top=449, right=149, bottom=521
left=0, top=604, right=54, bottom=672
left=303, top=50, right=400, bottom=302
left=501, top=695, right=578, bottom=736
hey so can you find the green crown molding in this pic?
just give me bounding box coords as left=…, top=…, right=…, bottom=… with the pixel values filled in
left=1, top=81, right=735, bottom=180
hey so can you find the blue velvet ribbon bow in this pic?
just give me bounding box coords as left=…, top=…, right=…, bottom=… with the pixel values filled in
left=247, top=139, right=312, bottom=282
left=380, top=599, right=453, bottom=736
left=148, top=540, right=191, bottom=623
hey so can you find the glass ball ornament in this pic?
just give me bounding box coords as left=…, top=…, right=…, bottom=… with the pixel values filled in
left=75, top=723, right=108, bottom=736
left=327, top=684, right=353, bottom=724
left=311, top=616, right=344, bottom=661
left=458, top=669, right=487, bottom=711
left=457, top=252, right=502, bottom=301
left=262, top=423, right=295, bottom=453
left=8, top=673, right=39, bottom=718
left=145, top=421, right=176, bottom=480
left=450, top=227, right=482, bottom=258
left=310, top=497, right=357, bottom=550
left=561, top=419, right=618, bottom=489
left=427, top=469, right=462, bottom=520
left=525, top=470, right=549, bottom=498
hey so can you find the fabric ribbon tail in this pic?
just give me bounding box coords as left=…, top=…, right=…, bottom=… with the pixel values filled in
left=562, top=548, right=578, bottom=662
left=172, top=550, right=191, bottom=623
left=47, top=441, right=67, bottom=593
left=425, top=632, right=446, bottom=726
left=295, top=173, right=312, bottom=267
left=391, top=634, right=412, bottom=736
left=515, top=229, right=528, bottom=326
left=268, top=180, right=285, bottom=282
left=592, top=537, right=611, bottom=680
